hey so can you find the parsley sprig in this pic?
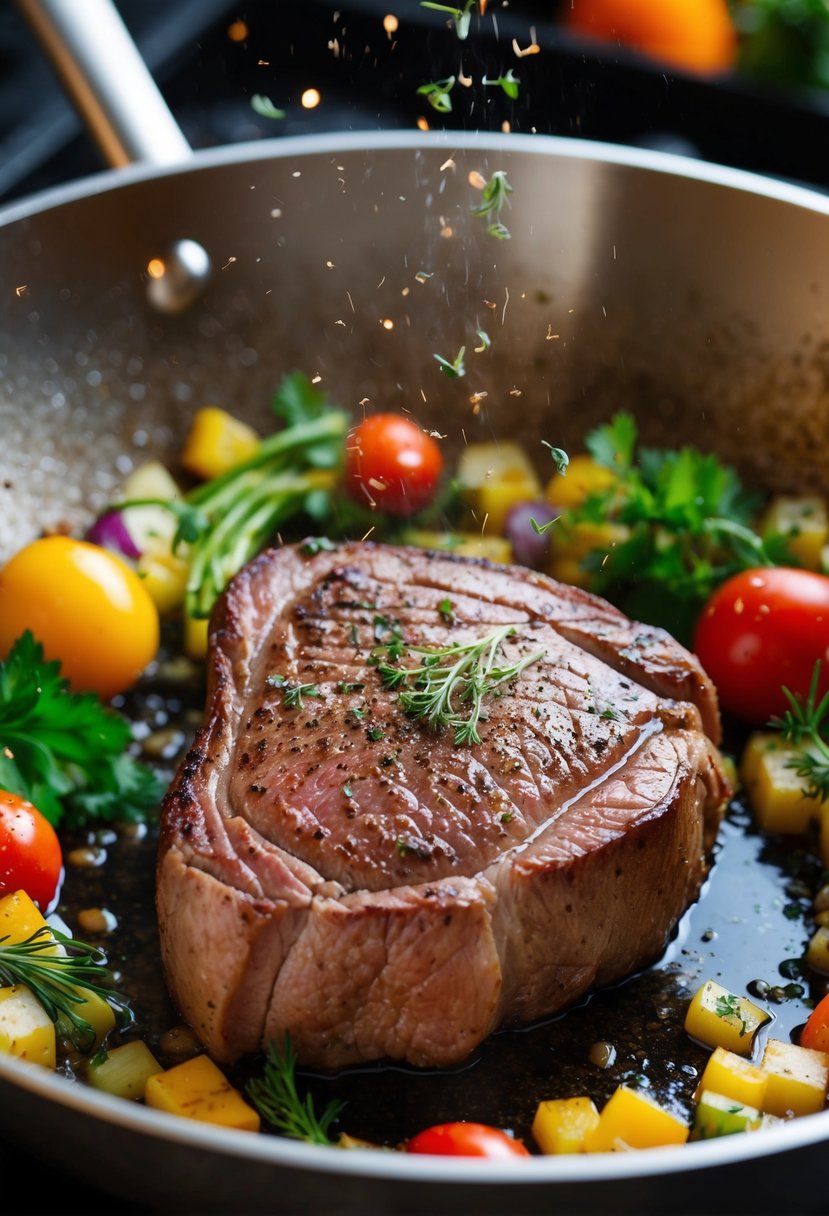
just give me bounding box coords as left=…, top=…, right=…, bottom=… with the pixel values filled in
left=245, top=1035, right=344, bottom=1145
left=771, top=661, right=829, bottom=802
left=471, top=170, right=513, bottom=240
left=0, top=925, right=131, bottom=1049
left=0, top=632, right=163, bottom=828
left=558, top=411, right=792, bottom=640
left=378, top=624, right=543, bottom=746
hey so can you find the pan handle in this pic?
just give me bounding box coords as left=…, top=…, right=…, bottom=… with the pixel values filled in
left=15, top=0, right=192, bottom=168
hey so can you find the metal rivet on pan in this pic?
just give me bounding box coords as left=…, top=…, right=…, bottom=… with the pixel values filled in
left=145, top=239, right=211, bottom=314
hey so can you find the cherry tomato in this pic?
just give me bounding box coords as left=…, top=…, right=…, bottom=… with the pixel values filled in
left=800, top=994, right=829, bottom=1053
left=344, top=413, right=443, bottom=518
left=405, top=1122, right=531, bottom=1158
left=0, top=536, right=160, bottom=701
left=692, top=568, right=829, bottom=725
left=0, top=790, right=63, bottom=911
left=564, top=0, right=737, bottom=76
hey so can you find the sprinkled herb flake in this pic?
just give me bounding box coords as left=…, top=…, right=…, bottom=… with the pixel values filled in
left=367, top=726, right=385, bottom=742
left=417, top=76, right=456, bottom=113
left=434, top=347, right=466, bottom=379
left=438, top=598, right=455, bottom=623
left=251, top=95, right=286, bottom=120
left=714, top=994, right=748, bottom=1036
left=420, top=0, right=475, bottom=39
left=470, top=170, right=513, bottom=241
left=301, top=536, right=337, bottom=556
left=482, top=69, right=520, bottom=100
left=267, top=675, right=321, bottom=710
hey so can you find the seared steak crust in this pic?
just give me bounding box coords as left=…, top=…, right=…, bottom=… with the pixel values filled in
left=157, top=542, right=728, bottom=1068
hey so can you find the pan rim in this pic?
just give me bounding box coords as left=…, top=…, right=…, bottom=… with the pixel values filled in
left=1, top=128, right=829, bottom=230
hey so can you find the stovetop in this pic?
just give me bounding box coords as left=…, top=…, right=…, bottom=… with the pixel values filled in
left=3, top=0, right=829, bottom=211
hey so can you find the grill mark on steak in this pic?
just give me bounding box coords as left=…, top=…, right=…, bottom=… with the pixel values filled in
left=158, top=541, right=729, bottom=1069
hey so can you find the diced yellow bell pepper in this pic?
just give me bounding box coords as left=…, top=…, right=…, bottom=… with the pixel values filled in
left=546, top=454, right=616, bottom=510
left=145, top=1054, right=261, bottom=1131
left=694, top=1046, right=768, bottom=1110
left=184, top=614, right=209, bottom=660
left=759, top=495, right=829, bottom=572
left=180, top=407, right=260, bottom=481
left=692, top=1090, right=762, bottom=1140
left=806, top=926, right=829, bottom=975
left=760, top=1038, right=829, bottom=1118
left=684, top=981, right=770, bottom=1056
left=546, top=520, right=629, bottom=590
left=532, top=1096, right=600, bottom=1154
left=401, top=529, right=513, bottom=563
left=0, top=984, right=56, bottom=1068
left=583, top=1086, right=689, bottom=1152
left=457, top=442, right=542, bottom=536
left=87, top=1039, right=163, bottom=1101
left=137, top=550, right=190, bottom=616
left=740, top=733, right=827, bottom=835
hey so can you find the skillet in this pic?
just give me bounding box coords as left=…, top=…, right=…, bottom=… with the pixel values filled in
left=3, top=2, right=829, bottom=1212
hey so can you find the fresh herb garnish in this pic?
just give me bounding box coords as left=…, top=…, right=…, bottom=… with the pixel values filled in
left=771, top=661, right=829, bottom=801
left=116, top=372, right=348, bottom=621
left=482, top=69, right=520, bottom=99
left=0, top=926, right=131, bottom=1049
left=378, top=624, right=543, bottom=746
left=470, top=170, right=513, bottom=240
left=267, top=675, right=321, bottom=710
left=714, top=994, right=748, bottom=1036
left=417, top=76, right=456, bottom=113
left=543, top=441, right=570, bottom=477
left=0, top=632, right=163, bottom=828
left=245, top=1035, right=344, bottom=1145
left=420, top=0, right=475, bottom=39
left=434, top=346, right=466, bottom=378
left=367, top=726, right=385, bottom=741
left=251, top=95, right=286, bottom=120
left=438, top=597, right=455, bottom=622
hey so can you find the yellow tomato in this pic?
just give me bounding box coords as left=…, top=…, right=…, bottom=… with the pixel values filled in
left=0, top=536, right=160, bottom=700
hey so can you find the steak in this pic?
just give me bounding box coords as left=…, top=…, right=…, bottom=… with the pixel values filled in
left=157, top=541, right=729, bottom=1070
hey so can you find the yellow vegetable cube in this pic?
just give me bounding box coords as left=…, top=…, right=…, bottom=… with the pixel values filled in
left=760, top=495, right=829, bottom=571
left=0, top=985, right=56, bottom=1068
left=692, top=1090, right=762, bottom=1140
left=145, top=1054, right=261, bottom=1131
left=457, top=442, right=542, bottom=535
left=694, top=1046, right=768, bottom=1110
left=180, top=407, right=260, bottom=481
left=546, top=454, right=616, bottom=510
left=137, top=550, right=190, bottom=616
left=806, top=926, right=829, bottom=975
left=87, top=1039, right=163, bottom=1101
left=546, top=520, right=629, bottom=590
left=583, top=1086, right=688, bottom=1152
left=532, top=1097, right=600, bottom=1154
left=401, top=529, right=513, bottom=563
left=760, top=1038, right=829, bottom=1118
left=740, top=733, right=827, bottom=835
left=684, top=981, right=770, bottom=1056
left=184, top=614, right=209, bottom=660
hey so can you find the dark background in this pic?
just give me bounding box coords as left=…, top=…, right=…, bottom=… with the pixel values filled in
left=3, top=0, right=829, bottom=1211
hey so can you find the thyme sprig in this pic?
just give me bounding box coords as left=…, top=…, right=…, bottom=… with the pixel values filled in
left=245, top=1035, right=344, bottom=1145
left=771, top=661, right=829, bottom=802
left=267, top=675, right=321, bottom=710
left=0, top=927, right=131, bottom=1049
left=378, top=624, right=543, bottom=746
left=470, top=170, right=513, bottom=240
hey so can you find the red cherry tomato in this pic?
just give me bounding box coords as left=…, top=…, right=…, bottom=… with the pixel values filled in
left=0, top=790, right=63, bottom=912
left=800, top=993, right=829, bottom=1053
left=692, top=568, right=829, bottom=725
left=405, top=1122, right=531, bottom=1158
left=344, top=413, right=443, bottom=517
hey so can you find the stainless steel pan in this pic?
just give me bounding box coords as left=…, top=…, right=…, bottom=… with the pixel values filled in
left=3, top=3, right=829, bottom=1212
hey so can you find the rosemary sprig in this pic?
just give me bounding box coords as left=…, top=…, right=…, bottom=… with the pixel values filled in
left=0, top=927, right=131, bottom=1049
left=245, top=1035, right=344, bottom=1145
left=267, top=675, right=321, bottom=710
left=378, top=624, right=543, bottom=746
left=770, top=660, right=829, bottom=802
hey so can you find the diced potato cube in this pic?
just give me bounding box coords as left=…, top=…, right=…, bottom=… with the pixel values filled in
left=457, top=442, right=542, bottom=535
left=583, top=1086, right=688, bottom=1152
left=760, top=495, right=829, bottom=571
left=692, top=1090, right=762, bottom=1140
left=57, top=991, right=116, bottom=1050
left=137, top=550, right=189, bottom=616
left=684, top=981, right=770, bottom=1056
left=401, top=530, right=513, bottom=563
left=184, top=614, right=209, bottom=660
left=694, top=1046, right=768, bottom=1110
left=145, top=1054, right=260, bottom=1131
left=740, top=733, right=827, bottom=835
left=760, top=1038, right=829, bottom=1118
left=118, top=460, right=183, bottom=559
left=533, top=1097, right=600, bottom=1154
left=546, top=453, right=616, bottom=510
left=87, top=1040, right=163, bottom=1101
left=180, top=408, right=260, bottom=481
left=546, top=520, right=629, bottom=590
left=806, top=926, right=829, bottom=975
left=0, top=985, right=56, bottom=1068
left=120, top=460, right=182, bottom=503
left=0, top=890, right=115, bottom=1051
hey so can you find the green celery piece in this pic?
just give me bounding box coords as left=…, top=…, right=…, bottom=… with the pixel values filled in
left=692, top=1090, right=761, bottom=1140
